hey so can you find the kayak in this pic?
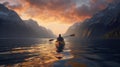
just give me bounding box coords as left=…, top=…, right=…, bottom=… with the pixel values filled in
left=55, top=41, right=65, bottom=53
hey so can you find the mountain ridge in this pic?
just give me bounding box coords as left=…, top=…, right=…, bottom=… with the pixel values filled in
left=65, top=1, right=120, bottom=40
left=0, top=4, right=55, bottom=38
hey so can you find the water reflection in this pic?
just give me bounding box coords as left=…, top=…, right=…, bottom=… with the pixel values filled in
left=0, top=38, right=120, bottom=67
left=0, top=38, right=73, bottom=67
left=66, top=40, right=120, bottom=67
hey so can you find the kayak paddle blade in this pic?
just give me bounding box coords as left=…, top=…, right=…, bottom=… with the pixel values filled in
left=49, top=39, right=54, bottom=41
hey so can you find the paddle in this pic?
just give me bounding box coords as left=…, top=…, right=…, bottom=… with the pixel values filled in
left=64, top=34, right=75, bottom=37
left=49, top=34, right=75, bottom=41
left=49, top=39, right=54, bottom=41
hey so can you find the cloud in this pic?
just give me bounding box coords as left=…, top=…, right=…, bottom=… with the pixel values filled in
left=0, top=0, right=117, bottom=24
left=2, top=2, right=9, bottom=6
left=24, top=0, right=78, bottom=23
left=26, top=0, right=74, bottom=10
left=75, top=0, right=114, bottom=17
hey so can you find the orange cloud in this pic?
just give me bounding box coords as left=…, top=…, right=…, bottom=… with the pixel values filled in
left=0, top=0, right=117, bottom=35
left=2, top=0, right=116, bottom=24
left=4, top=0, right=89, bottom=24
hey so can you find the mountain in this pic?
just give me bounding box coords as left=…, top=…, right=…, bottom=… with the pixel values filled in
left=24, top=19, right=55, bottom=38
left=0, top=4, right=55, bottom=38
left=65, top=1, right=120, bottom=40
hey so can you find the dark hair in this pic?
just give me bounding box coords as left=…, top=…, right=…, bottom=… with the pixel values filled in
left=59, top=34, right=61, bottom=37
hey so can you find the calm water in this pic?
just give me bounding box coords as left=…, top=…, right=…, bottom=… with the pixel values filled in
left=0, top=38, right=120, bottom=67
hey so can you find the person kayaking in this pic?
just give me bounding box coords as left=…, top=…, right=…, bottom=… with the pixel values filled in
left=57, top=34, right=64, bottom=41
left=55, top=34, right=65, bottom=53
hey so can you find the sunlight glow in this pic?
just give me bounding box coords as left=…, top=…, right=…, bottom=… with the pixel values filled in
left=20, top=15, right=73, bottom=35
left=38, top=21, right=73, bottom=35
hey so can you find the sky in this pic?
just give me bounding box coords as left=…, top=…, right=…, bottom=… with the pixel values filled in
left=0, top=0, right=115, bottom=35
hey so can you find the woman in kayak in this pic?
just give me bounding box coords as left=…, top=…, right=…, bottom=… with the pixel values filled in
left=56, top=34, right=65, bottom=53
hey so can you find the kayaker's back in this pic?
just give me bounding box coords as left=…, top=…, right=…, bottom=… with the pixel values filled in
left=57, top=36, right=64, bottom=41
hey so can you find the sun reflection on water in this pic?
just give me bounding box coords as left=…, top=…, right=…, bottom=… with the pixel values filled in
left=0, top=39, right=74, bottom=67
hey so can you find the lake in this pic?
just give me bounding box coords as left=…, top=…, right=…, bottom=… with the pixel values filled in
left=0, top=38, right=120, bottom=67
